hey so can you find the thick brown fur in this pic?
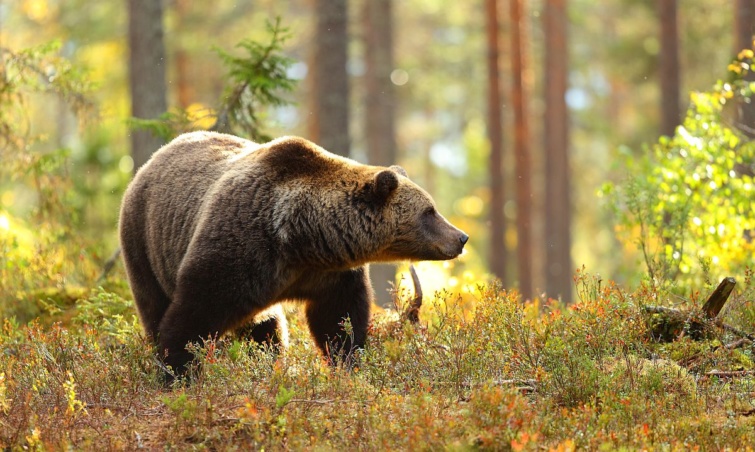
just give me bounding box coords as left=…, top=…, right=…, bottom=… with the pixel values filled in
left=119, top=131, right=468, bottom=376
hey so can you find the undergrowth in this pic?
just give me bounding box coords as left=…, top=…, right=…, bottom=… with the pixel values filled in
left=2, top=272, right=755, bottom=450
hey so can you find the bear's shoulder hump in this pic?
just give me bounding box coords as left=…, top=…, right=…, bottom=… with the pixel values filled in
left=256, top=136, right=344, bottom=179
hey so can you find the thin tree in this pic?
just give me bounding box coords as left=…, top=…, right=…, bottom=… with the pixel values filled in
left=486, top=0, right=506, bottom=283
left=364, top=0, right=398, bottom=307
left=309, top=0, right=350, bottom=156
left=510, top=0, right=533, bottom=300
left=543, top=0, right=572, bottom=303
left=128, top=0, right=168, bottom=172
left=658, top=0, right=680, bottom=137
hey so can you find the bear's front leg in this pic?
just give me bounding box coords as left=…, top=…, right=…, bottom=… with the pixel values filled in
left=303, top=267, right=372, bottom=365
left=157, top=266, right=256, bottom=378
left=157, top=299, right=222, bottom=378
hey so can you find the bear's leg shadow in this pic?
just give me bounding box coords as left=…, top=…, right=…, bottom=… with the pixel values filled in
left=304, top=267, right=371, bottom=365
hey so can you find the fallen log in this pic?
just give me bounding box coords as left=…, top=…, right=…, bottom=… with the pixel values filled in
left=643, top=277, right=739, bottom=342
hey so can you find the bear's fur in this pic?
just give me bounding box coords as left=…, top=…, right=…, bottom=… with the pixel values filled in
left=119, top=131, right=468, bottom=375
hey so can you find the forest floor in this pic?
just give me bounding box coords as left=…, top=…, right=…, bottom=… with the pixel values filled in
left=2, top=271, right=755, bottom=450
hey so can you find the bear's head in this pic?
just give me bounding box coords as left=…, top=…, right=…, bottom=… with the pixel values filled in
left=258, top=137, right=468, bottom=266
left=364, top=165, right=469, bottom=262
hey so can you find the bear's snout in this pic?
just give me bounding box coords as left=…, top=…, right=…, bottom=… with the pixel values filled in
left=449, top=230, right=469, bottom=257
left=433, top=225, right=468, bottom=260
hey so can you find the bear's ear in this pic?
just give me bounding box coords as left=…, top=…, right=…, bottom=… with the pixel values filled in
left=372, top=169, right=400, bottom=204
left=389, top=165, right=408, bottom=178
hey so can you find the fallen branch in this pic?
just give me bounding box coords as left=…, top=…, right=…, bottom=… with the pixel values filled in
left=705, top=370, right=755, bottom=378
left=434, top=378, right=538, bottom=394
left=725, top=338, right=750, bottom=350
left=716, top=320, right=755, bottom=342
left=287, top=398, right=336, bottom=405
left=492, top=379, right=537, bottom=394
left=643, top=306, right=682, bottom=315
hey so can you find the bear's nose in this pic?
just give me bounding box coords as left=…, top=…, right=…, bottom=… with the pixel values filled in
left=459, top=233, right=469, bottom=246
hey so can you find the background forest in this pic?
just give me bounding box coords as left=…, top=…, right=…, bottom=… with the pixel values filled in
left=2, top=0, right=755, bottom=449
left=2, top=0, right=754, bottom=305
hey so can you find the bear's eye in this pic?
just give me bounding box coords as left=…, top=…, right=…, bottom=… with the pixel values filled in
left=424, top=207, right=436, bottom=216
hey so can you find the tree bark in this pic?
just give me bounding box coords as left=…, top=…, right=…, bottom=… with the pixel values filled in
left=309, top=0, right=350, bottom=156
left=658, top=0, right=681, bottom=137
left=510, top=0, right=533, bottom=301
left=486, top=0, right=506, bottom=283
left=543, top=0, right=572, bottom=303
left=128, top=0, right=168, bottom=172
left=364, top=0, right=398, bottom=307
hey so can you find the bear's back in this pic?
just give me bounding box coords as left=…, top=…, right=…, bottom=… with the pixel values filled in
left=121, top=131, right=261, bottom=296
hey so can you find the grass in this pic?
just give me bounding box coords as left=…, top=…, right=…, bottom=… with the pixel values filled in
left=2, top=271, right=755, bottom=450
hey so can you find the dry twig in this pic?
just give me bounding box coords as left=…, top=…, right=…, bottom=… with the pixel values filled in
left=402, top=264, right=423, bottom=324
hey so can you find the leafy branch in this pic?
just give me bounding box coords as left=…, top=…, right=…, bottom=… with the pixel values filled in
left=0, top=41, right=96, bottom=155
left=211, top=17, right=296, bottom=141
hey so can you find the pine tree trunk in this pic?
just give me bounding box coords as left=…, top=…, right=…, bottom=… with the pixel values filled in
left=486, top=0, right=506, bottom=283
left=364, top=0, right=398, bottom=307
left=735, top=0, right=755, bottom=139
left=510, top=0, right=533, bottom=300
left=128, top=0, right=168, bottom=172
left=543, top=0, right=572, bottom=303
left=310, top=0, right=350, bottom=156
left=735, top=0, right=755, bottom=53
left=174, top=0, right=192, bottom=109
left=658, top=0, right=680, bottom=137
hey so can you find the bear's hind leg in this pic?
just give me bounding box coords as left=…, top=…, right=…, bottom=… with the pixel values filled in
left=120, top=243, right=171, bottom=343
left=303, top=267, right=371, bottom=365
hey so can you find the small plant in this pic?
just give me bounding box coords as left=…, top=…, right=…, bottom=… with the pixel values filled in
left=129, top=17, right=296, bottom=142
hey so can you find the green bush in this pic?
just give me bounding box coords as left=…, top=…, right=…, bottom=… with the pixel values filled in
left=604, top=47, right=755, bottom=290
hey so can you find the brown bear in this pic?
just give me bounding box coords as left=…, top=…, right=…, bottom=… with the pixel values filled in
left=119, top=131, right=468, bottom=376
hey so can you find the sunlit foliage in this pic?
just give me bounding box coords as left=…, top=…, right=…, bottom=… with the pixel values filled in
left=0, top=42, right=102, bottom=322
left=604, top=45, right=755, bottom=290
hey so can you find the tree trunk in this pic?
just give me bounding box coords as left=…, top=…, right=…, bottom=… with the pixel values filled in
left=174, top=0, right=193, bottom=109
left=735, top=0, right=755, bottom=139
left=364, top=0, right=398, bottom=307
left=309, top=0, right=350, bottom=156
left=543, top=0, right=572, bottom=303
left=128, top=0, right=168, bottom=172
left=510, top=0, right=533, bottom=301
left=486, top=0, right=506, bottom=283
left=658, top=0, right=680, bottom=137
left=735, top=0, right=755, bottom=53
